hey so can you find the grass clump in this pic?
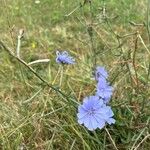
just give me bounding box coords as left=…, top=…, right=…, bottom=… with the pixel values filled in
left=0, top=0, right=150, bottom=149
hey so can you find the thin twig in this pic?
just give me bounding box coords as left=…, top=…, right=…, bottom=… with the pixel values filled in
left=105, top=127, right=118, bottom=150
left=16, top=29, right=24, bottom=57
left=118, top=32, right=137, bottom=38
left=65, top=5, right=80, bottom=17
left=132, top=33, right=139, bottom=89
left=65, top=2, right=83, bottom=17
left=147, top=61, right=150, bottom=81
left=146, top=0, right=150, bottom=43
left=92, top=27, right=110, bottom=49
left=134, top=134, right=150, bottom=150
left=130, top=128, right=147, bottom=150
left=131, top=118, right=150, bottom=150
left=138, top=34, right=150, bottom=55
left=28, top=59, right=50, bottom=65
left=129, top=21, right=144, bottom=26
left=69, top=138, right=76, bottom=150
left=16, top=35, right=21, bottom=57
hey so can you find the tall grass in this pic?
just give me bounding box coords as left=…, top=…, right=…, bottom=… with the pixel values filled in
left=0, top=0, right=150, bottom=149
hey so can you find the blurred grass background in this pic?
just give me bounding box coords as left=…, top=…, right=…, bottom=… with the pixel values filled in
left=0, top=0, right=150, bottom=149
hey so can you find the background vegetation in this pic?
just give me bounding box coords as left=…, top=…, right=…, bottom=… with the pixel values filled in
left=0, top=0, right=149, bottom=149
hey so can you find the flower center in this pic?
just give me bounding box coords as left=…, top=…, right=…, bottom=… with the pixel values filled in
left=88, top=108, right=96, bottom=115
left=100, top=88, right=105, bottom=92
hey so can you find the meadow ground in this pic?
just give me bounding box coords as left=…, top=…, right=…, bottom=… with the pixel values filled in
left=0, top=0, right=150, bottom=149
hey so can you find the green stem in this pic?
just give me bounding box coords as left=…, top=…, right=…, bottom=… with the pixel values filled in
left=147, top=0, right=150, bottom=43
left=89, top=1, right=97, bottom=70
left=0, top=41, right=79, bottom=105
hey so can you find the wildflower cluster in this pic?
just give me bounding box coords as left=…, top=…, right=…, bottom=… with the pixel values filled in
left=55, top=50, right=115, bottom=131
left=95, top=66, right=114, bottom=104
left=77, top=66, right=115, bottom=131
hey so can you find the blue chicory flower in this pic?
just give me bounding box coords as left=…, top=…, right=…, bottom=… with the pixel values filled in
left=95, top=66, right=108, bottom=81
left=96, top=78, right=114, bottom=103
left=56, top=51, right=75, bottom=64
left=77, top=95, right=115, bottom=131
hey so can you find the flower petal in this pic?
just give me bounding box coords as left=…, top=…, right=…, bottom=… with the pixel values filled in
left=107, top=118, right=116, bottom=125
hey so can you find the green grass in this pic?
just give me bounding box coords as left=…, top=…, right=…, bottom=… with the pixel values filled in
left=0, top=0, right=150, bottom=149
